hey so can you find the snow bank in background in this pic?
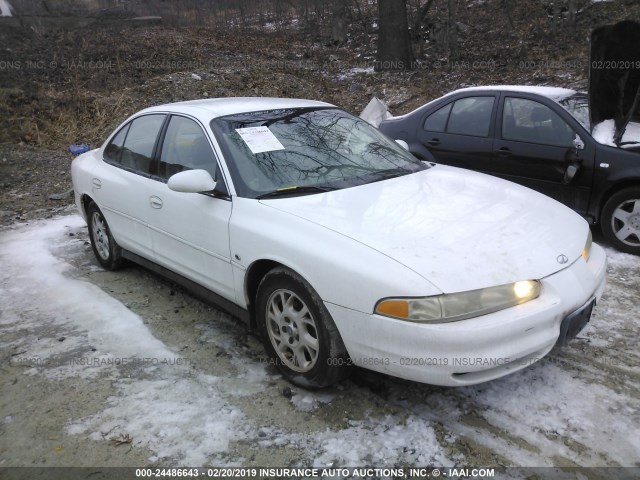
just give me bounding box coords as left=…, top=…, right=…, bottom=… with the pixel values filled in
left=592, top=119, right=640, bottom=148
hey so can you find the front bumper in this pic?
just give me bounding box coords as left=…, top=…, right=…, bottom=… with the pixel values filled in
left=327, top=243, right=607, bottom=386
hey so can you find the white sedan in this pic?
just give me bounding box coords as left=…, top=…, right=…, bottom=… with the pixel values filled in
left=71, top=98, right=606, bottom=388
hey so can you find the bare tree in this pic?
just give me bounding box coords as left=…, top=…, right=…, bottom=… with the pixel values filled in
left=376, top=0, right=413, bottom=71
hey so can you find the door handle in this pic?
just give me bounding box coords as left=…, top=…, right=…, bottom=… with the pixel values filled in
left=91, top=178, right=102, bottom=189
left=427, top=138, right=440, bottom=146
left=495, top=147, right=512, bottom=157
left=149, top=196, right=163, bottom=209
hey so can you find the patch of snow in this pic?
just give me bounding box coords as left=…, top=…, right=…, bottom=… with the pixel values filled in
left=592, top=119, right=640, bottom=148
left=0, top=216, right=256, bottom=465
left=455, top=85, right=576, bottom=100
left=466, top=364, right=640, bottom=466
left=259, top=415, right=453, bottom=467
left=290, top=391, right=334, bottom=412
left=66, top=374, right=253, bottom=466
left=0, top=217, right=177, bottom=380
left=0, top=0, right=13, bottom=17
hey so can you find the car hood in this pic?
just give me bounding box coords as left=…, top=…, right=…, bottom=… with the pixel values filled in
left=260, top=166, right=589, bottom=293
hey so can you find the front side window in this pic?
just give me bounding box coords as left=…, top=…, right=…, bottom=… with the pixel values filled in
left=502, top=97, right=574, bottom=147
left=211, top=108, right=426, bottom=198
left=157, top=116, right=219, bottom=181
left=119, top=114, right=165, bottom=174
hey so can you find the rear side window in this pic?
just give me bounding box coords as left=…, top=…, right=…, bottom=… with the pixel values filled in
left=423, top=103, right=452, bottom=132
left=104, top=124, right=130, bottom=164
left=119, top=114, right=165, bottom=174
left=423, top=97, right=494, bottom=137
left=447, top=97, right=494, bottom=137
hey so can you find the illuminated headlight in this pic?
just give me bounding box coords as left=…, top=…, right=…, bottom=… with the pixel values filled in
left=375, top=280, right=541, bottom=323
left=582, top=229, right=592, bottom=261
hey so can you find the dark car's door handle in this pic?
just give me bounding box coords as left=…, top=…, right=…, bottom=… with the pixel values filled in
left=427, top=138, right=440, bottom=146
left=495, top=147, right=512, bottom=157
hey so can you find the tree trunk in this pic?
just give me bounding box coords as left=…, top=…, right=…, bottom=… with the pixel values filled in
left=568, top=0, right=577, bottom=29
left=447, top=0, right=457, bottom=63
left=376, top=0, right=413, bottom=71
left=331, top=0, right=346, bottom=44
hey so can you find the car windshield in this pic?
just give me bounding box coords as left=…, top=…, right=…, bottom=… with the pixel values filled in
left=210, top=107, right=427, bottom=198
left=558, top=94, right=590, bottom=130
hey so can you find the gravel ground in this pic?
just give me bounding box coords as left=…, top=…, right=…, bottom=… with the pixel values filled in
left=0, top=146, right=639, bottom=478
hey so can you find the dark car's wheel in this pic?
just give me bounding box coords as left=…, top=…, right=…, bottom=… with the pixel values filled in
left=256, top=267, right=350, bottom=389
left=601, top=187, right=640, bottom=255
left=87, top=202, right=124, bottom=270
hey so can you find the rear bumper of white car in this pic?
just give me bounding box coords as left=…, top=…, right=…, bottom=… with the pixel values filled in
left=326, top=243, right=607, bottom=386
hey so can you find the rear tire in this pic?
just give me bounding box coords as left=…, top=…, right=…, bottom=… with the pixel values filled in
left=601, top=187, right=640, bottom=255
left=256, top=267, right=350, bottom=389
left=87, top=202, right=124, bottom=270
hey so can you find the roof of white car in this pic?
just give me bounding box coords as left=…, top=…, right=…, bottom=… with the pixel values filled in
left=140, top=97, right=336, bottom=119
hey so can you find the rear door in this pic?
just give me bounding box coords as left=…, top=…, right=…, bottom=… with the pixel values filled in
left=417, top=94, right=497, bottom=170
left=92, top=114, right=166, bottom=255
left=491, top=94, right=595, bottom=214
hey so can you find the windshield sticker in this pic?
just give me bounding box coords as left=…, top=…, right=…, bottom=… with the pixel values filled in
left=235, top=126, right=285, bottom=154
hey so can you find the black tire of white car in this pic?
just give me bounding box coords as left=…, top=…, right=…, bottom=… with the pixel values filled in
left=256, top=267, right=351, bottom=389
left=87, top=202, right=124, bottom=270
left=601, top=187, right=640, bottom=255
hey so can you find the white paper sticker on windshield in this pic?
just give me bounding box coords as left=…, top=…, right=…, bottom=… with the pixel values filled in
left=235, top=126, right=285, bottom=154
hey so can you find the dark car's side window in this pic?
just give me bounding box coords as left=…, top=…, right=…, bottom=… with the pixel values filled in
left=447, top=97, right=494, bottom=137
left=502, top=97, right=574, bottom=147
left=424, top=97, right=494, bottom=137
left=119, top=114, right=165, bottom=174
left=423, top=103, right=452, bottom=132
left=157, top=116, right=220, bottom=182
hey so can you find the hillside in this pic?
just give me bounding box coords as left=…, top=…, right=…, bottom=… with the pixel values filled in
left=0, top=0, right=638, bottom=148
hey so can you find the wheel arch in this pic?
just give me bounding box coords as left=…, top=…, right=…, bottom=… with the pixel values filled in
left=244, top=259, right=287, bottom=329
left=80, top=194, right=96, bottom=220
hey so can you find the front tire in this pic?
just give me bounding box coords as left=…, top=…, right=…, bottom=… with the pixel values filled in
left=601, top=187, right=640, bottom=255
left=256, top=267, right=350, bottom=389
left=87, top=202, right=124, bottom=270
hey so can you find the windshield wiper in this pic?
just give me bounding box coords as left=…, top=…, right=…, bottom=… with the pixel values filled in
left=368, top=167, right=413, bottom=183
left=256, top=185, right=338, bottom=199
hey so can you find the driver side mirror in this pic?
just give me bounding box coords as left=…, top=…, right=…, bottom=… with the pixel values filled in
left=168, top=169, right=217, bottom=193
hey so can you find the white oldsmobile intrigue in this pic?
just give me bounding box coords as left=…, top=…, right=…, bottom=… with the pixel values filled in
left=71, top=98, right=607, bottom=388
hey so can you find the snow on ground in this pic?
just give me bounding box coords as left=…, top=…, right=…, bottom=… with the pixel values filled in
left=1, top=216, right=639, bottom=468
